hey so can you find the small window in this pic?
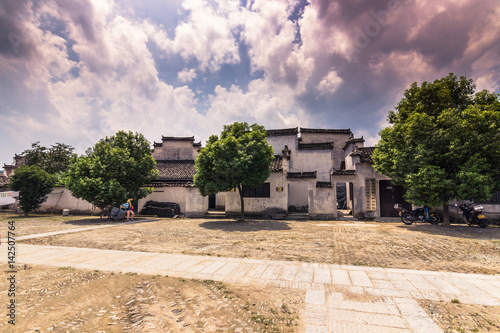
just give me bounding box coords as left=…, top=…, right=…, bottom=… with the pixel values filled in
left=243, top=183, right=271, bottom=198
left=365, top=178, right=376, bottom=211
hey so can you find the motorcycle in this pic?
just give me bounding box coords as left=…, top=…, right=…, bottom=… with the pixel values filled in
left=455, top=203, right=487, bottom=228
left=394, top=204, right=441, bottom=225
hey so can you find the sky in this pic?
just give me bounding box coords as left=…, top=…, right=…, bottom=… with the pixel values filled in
left=1, top=0, right=500, bottom=168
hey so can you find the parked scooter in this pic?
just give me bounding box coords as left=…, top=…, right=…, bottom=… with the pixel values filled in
left=395, top=204, right=441, bottom=225
left=455, top=203, right=487, bottom=228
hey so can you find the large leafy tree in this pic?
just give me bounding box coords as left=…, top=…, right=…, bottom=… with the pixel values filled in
left=194, top=122, right=274, bottom=220
left=22, top=142, right=75, bottom=184
left=65, top=131, right=158, bottom=216
left=373, top=73, right=500, bottom=224
left=10, top=165, right=56, bottom=216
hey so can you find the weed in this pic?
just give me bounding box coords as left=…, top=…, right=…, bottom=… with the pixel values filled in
left=451, top=298, right=460, bottom=304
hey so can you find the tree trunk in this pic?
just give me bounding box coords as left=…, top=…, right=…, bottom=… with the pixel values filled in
left=442, top=201, right=450, bottom=226
left=237, top=184, right=245, bottom=221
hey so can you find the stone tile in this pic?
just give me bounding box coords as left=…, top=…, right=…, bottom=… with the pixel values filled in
left=404, top=316, right=442, bottom=333
left=349, top=270, right=373, bottom=287
left=314, top=268, right=332, bottom=284
left=386, top=272, right=418, bottom=291
left=197, top=260, right=227, bottom=274
left=305, top=290, right=326, bottom=305
left=208, top=261, right=240, bottom=276
left=330, top=320, right=412, bottom=333
left=341, top=265, right=386, bottom=272
left=329, top=309, right=408, bottom=329
left=295, top=266, right=314, bottom=283
left=445, top=271, right=499, bottom=281
left=331, top=269, right=351, bottom=285
left=468, top=279, right=500, bottom=299
left=304, top=304, right=328, bottom=326
left=392, top=298, right=428, bottom=317
left=328, top=299, right=400, bottom=315
left=280, top=265, right=298, bottom=281
left=168, top=258, right=203, bottom=272
left=243, top=263, right=270, bottom=279
left=260, top=263, right=283, bottom=280
left=386, top=268, right=443, bottom=276
left=402, top=274, right=440, bottom=291
left=363, top=287, right=415, bottom=298
left=422, top=276, right=462, bottom=295
left=304, top=325, right=327, bottom=333
left=458, top=295, right=500, bottom=306
left=442, top=275, right=494, bottom=297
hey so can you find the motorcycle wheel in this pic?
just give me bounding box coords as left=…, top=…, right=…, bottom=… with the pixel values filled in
left=429, top=214, right=441, bottom=225
left=401, top=213, right=413, bottom=225
left=479, top=220, right=487, bottom=228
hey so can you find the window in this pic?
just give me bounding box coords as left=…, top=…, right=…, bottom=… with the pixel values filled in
left=365, top=178, right=376, bottom=211
left=242, top=183, right=271, bottom=198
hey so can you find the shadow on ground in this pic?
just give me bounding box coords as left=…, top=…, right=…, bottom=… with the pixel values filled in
left=397, top=223, right=500, bottom=240
left=199, top=220, right=292, bottom=232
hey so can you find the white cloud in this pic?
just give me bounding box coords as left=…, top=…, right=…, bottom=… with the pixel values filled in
left=317, top=70, right=343, bottom=95
left=178, top=68, right=197, bottom=83
left=166, top=0, right=242, bottom=72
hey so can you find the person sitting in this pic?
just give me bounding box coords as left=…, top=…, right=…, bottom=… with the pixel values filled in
left=124, top=198, right=134, bottom=221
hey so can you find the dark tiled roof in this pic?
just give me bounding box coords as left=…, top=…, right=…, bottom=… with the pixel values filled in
left=351, top=147, right=375, bottom=164
left=298, top=142, right=334, bottom=150
left=332, top=169, right=356, bottom=176
left=266, top=128, right=299, bottom=136
left=316, top=181, right=332, bottom=188
left=287, top=171, right=317, bottom=179
left=342, top=137, right=365, bottom=150
left=161, top=136, right=195, bottom=141
left=148, top=181, right=194, bottom=187
left=3, top=164, right=15, bottom=169
left=300, top=128, right=351, bottom=134
left=0, top=175, right=9, bottom=187
left=271, top=155, right=283, bottom=172
left=156, top=160, right=196, bottom=180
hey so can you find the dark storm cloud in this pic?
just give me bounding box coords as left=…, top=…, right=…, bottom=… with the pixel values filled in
left=299, top=0, right=500, bottom=132
left=0, top=0, right=38, bottom=59
left=57, top=0, right=97, bottom=42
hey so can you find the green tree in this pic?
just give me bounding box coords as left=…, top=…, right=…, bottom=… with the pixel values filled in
left=373, top=73, right=500, bottom=225
left=65, top=131, right=158, bottom=217
left=22, top=142, right=75, bottom=184
left=194, top=122, right=274, bottom=220
left=10, top=165, right=56, bottom=216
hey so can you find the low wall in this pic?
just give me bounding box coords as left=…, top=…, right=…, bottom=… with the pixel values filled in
left=37, top=187, right=100, bottom=214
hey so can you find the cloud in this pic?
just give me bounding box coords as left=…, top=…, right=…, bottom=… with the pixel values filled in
left=165, top=0, right=242, bottom=72
left=1, top=0, right=500, bottom=167
left=178, top=68, right=197, bottom=83
left=317, top=70, right=343, bottom=95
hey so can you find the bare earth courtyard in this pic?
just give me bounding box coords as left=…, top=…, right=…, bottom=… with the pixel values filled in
left=1, top=213, right=499, bottom=332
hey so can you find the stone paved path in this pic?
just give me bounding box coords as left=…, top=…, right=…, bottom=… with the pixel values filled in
left=2, top=228, right=500, bottom=332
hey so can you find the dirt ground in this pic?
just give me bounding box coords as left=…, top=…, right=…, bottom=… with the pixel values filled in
left=1, top=213, right=500, bottom=332
left=0, top=264, right=304, bottom=333
left=17, top=216, right=500, bottom=275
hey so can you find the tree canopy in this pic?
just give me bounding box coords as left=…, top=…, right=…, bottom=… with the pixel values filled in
left=65, top=131, right=158, bottom=214
left=22, top=142, right=75, bottom=175
left=373, top=73, right=500, bottom=224
left=194, top=122, right=274, bottom=220
left=10, top=165, right=56, bottom=216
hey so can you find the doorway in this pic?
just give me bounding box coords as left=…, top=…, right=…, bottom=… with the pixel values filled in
left=379, top=180, right=410, bottom=217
